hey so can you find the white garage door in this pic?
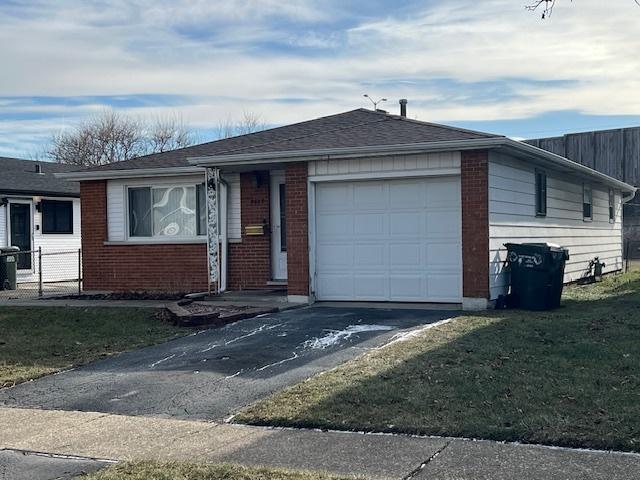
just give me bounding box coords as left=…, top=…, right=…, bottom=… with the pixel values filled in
left=314, top=177, right=462, bottom=302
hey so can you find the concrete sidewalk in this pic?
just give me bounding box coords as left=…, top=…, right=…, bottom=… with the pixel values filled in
left=1, top=407, right=640, bottom=480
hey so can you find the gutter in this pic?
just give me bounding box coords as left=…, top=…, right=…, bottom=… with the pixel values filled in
left=188, top=138, right=507, bottom=166
left=0, top=190, right=80, bottom=198
left=54, top=166, right=204, bottom=181
left=52, top=138, right=636, bottom=198
left=188, top=137, right=636, bottom=196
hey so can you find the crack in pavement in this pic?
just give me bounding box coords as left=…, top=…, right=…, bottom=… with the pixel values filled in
left=403, top=440, right=452, bottom=480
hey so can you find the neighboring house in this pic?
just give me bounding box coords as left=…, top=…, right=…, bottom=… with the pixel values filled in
left=526, top=127, right=640, bottom=250
left=0, top=157, right=81, bottom=283
left=59, top=107, right=636, bottom=309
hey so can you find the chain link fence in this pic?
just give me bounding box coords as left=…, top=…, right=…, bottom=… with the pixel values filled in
left=0, top=248, right=81, bottom=300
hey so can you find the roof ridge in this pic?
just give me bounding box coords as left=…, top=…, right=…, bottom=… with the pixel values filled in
left=127, top=109, right=374, bottom=163
left=210, top=114, right=388, bottom=156
left=364, top=109, right=500, bottom=138
left=1, top=155, right=41, bottom=163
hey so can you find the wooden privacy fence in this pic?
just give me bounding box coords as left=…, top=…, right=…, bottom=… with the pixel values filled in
left=527, top=127, right=640, bottom=187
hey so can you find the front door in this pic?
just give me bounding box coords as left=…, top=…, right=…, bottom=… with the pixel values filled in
left=270, top=172, right=287, bottom=280
left=9, top=203, right=32, bottom=270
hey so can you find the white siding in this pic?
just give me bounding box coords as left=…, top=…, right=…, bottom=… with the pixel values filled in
left=1, top=197, right=81, bottom=284
left=0, top=204, right=6, bottom=248
left=489, top=151, right=623, bottom=300
left=225, top=173, right=241, bottom=241
left=33, top=197, right=82, bottom=283
left=308, top=151, right=461, bottom=177
left=106, top=172, right=241, bottom=242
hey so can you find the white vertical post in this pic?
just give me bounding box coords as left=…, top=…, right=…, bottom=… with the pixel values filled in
left=206, top=168, right=220, bottom=294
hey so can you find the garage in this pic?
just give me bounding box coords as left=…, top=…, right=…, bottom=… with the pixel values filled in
left=313, top=176, right=462, bottom=302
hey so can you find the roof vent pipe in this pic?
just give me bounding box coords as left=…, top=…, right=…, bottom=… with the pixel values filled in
left=399, top=99, right=407, bottom=117
left=35, top=164, right=42, bottom=174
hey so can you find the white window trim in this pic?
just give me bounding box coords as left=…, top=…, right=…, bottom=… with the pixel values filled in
left=125, top=182, right=207, bottom=243
left=583, top=183, right=593, bottom=222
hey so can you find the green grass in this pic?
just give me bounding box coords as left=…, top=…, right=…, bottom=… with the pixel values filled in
left=235, top=272, right=640, bottom=452
left=0, top=307, right=185, bottom=388
left=77, top=461, right=353, bottom=480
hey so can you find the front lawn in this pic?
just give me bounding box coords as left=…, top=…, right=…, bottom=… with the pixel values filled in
left=0, top=307, right=184, bottom=388
left=236, top=271, right=640, bottom=452
left=77, top=461, right=352, bottom=480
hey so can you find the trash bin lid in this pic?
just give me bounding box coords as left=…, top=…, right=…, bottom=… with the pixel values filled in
left=0, top=246, right=20, bottom=253
left=520, top=242, right=567, bottom=252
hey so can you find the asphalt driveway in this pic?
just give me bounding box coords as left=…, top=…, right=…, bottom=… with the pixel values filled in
left=0, top=305, right=454, bottom=421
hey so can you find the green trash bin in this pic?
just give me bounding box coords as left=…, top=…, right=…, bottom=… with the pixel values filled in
left=0, top=246, right=20, bottom=291
left=504, top=243, right=569, bottom=310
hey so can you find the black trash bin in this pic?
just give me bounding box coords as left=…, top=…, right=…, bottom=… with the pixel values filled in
left=0, top=246, right=20, bottom=291
left=504, top=243, right=569, bottom=310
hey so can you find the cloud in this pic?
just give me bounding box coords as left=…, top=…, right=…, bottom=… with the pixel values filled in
left=0, top=0, right=639, bottom=157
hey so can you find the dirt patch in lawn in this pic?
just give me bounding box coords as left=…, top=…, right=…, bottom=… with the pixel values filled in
left=235, top=272, right=640, bottom=452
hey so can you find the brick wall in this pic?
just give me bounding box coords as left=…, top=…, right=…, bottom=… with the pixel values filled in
left=226, top=171, right=272, bottom=290
left=285, top=162, right=309, bottom=296
left=461, top=150, right=489, bottom=299
left=80, top=180, right=208, bottom=292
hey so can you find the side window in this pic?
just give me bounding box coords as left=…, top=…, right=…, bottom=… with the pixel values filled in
left=535, top=170, right=547, bottom=217
left=609, top=189, right=616, bottom=223
left=583, top=184, right=593, bottom=221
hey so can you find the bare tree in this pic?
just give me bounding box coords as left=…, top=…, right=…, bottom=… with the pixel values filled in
left=145, top=115, right=194, bottom=153
left=49, top=111, right=195, bottom=166
left=527, top=0, right=639, bottom=18
left=216, top=111, right=266, bottom=139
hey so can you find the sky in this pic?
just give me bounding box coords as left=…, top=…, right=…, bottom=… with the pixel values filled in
left=1, top=0, right=640, bottom=159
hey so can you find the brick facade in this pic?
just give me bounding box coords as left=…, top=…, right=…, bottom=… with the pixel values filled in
left=226, top=171, right=272, bottom=290
left=80, top=180, right=208, bottom=292
left=285, top=163, right=309, bottom=296
left=81, top=154, right=488, bottom=302
left=461, top=150, right=489, bottom=299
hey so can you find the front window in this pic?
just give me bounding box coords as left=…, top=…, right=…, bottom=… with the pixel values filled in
left=128, top=184, right=206, bottom=238
left=583, top=184, right=593, bottom=221
left=41, top=200, right=73, bottom=234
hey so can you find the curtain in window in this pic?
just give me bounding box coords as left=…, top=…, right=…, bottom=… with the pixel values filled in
left=152, top=186, right=197, bottom=236
left=129, top=187, right=152, bottom=237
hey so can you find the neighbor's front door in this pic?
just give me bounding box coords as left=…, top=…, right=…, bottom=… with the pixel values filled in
left=270, top=172, right=287, bottom=280
left=9, top=202, right=32, bottom=270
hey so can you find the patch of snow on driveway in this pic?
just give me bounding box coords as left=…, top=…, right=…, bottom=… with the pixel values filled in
left=302, top=325, right=394, bottom=350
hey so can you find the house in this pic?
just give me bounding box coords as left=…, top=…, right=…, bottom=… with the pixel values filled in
left=526, top=127, right=640, bottom=251
left=58, top=106, right=636, bottom=309
left=0, top=157, right=81, bottom=284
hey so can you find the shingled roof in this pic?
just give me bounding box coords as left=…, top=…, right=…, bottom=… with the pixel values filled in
left=0, top=157, right=80, bottom=197
left=84, top=108, right=500, bottom=172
